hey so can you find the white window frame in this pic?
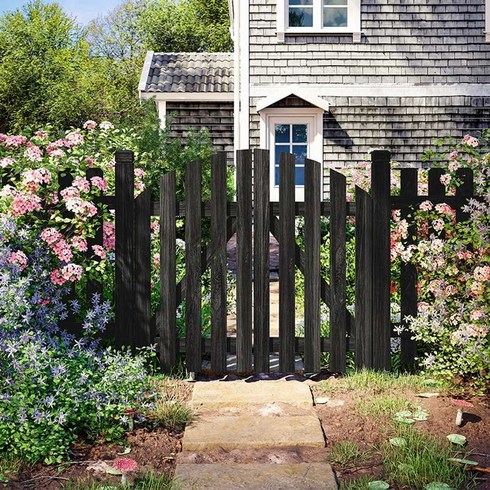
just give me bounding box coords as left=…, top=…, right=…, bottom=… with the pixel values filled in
left=259, top=108, right=324, bottom=202
left=486, top=0, right=490, bottom=42
left=277, top=0, right=361, bottom=42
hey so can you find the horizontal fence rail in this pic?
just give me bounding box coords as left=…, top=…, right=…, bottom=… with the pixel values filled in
left=78, top=149, right=480, bottom=374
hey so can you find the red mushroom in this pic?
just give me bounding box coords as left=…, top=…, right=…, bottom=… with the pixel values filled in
left=112, top=457, right=138, bottom=485
left=451, top=399, right=473, bottom=426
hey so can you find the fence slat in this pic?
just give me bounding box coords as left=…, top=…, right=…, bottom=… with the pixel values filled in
left=279, top=152, right=296, bottom=372
left=115, top=151, right=135, bottom=349
left=254, top=149, right=270, bottom=372
left=133, top=188, right=152, bottom=347
left=304, top=159, right=321, bottom=373
left=236, top=150, right=253, bottom=372
left=185, top=161, right=202, bottom=373
left=355, top=186, right=373, bottom=369
left=455, top=168, right=473, bottom=222
left=159, top=173, right=177, bottom=373
left=330, top=169, right=347, bottom=373
left=211, top=152, right=228, bottom=372
left=400, top=169, right=418, bottom=369
left=428, top=168, right=446, bottom=197
left=371, top=150, right=391, bottom=371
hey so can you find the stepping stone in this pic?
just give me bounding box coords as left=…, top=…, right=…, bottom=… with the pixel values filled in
left=191, top=380, right=313, bottom=411
left=174, top=462, right=338, bottom=489
left=182, top=415, right=325, bottom=451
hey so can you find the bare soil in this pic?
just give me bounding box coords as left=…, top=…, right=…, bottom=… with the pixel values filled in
left=5, top=374, right=490, bottom=489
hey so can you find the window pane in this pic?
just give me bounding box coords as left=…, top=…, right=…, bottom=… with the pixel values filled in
left=289, top=7, right=313, bottom=27
left=275, top=145, right=290, bottom=164
left=295, top=166, right=305, bottom=186
left=323, top=6, right=347, bottom=27
left=275, top=124, right=290, bottom=143
left=293, top=145, right=307, bottom=165
left=292, top=124, right=307, bottom=143
left=274, top=165, right=280, bottom=186
left=323, top=0, right=347, bottom=5
left=289, top=0, right=313, bottom=5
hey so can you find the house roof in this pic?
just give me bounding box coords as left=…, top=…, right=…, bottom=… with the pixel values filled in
left=139, top=51, right=234, bottom=94
left=256, top=88, right=330, bottom=112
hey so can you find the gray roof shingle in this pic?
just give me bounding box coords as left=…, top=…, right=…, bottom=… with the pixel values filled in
left=143, top=52, right=234, bottom=93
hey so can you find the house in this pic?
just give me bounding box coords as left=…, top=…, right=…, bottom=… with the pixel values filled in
left=139, top=0, right=490, bottom=200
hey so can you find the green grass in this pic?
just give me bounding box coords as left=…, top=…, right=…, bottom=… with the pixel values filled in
left=329, top=441, right=373, bottom=469
left=381, top=426, right=474, bottom=490
left=148, top=399, right=193, bottom=430
left=355, top=395, right=412, bottom=418
left=317, top=369, right=450, bottom=396
left=339, top=475, right=380, bottom=489
left=63, top=471, right=176, bottom=489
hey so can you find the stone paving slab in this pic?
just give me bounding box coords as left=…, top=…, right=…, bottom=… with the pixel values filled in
left=191, top=380, right=313, bottom=411
left=174, top=463, right=338, bottom=489
left=182, top=415, right=325, bottom=451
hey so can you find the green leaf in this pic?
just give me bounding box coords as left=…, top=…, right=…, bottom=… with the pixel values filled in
left=389, top=437, right=407, bottom=447
left=448, top=457, right=478, bottom=466
left=446, top=434, right=467, bottom=446
left=117, top=447, right=131, bottom=455
left=417, top=392, right=440, bottom=398
left=424, top=483, right=453, bottom=490
left=105, top=467, right=122, bottom=476
left=394, top=410, right=412, bottom=418
left=368, top=481, right=390, bottom=490
left=412, top=409, right=429, bottom=421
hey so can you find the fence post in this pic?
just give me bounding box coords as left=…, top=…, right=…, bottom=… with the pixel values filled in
left=115, top=150, right=135, bottom=350
left=371, top=149, right=392, bottom=371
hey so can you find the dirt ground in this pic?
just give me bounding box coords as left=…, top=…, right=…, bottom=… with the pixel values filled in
left=6, top=375, right=490, bottom=489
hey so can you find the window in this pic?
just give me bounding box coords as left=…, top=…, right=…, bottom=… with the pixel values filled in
left=277, top=0, right=361, bottom=42
left=259, top=109, right=324, bottom=201
left=274, top=123, right=308, bottom=185
left=486, top=0, right=490, bottom=42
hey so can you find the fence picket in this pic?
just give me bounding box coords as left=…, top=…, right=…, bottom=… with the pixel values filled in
left=330, top=169, right=347, bottom=373
left=185, top=161, right=202, bottom=373
left=159, top=173, right=177, bottom=373
left=211, top=152, right=228, bottom=372
left=304, top=159, right=321, bottom=373
left=371, top=150, right=391, bottom=371
left=253, top=149, right=270, bottom=372
left=115, top=151, right=135, bottom=349
left=455, top=168, right=473, bottom=222
left=400, top=169, right=418, bottom=368
left=134, top=188, right=152, bottom=347
left=355, top=186, right=373, bottom=369
left=279, top=152, right=296, bottom=372
left=236, top=150, right=253, bottom=372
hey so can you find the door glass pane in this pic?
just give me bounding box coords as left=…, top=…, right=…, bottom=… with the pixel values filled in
left=292, top=124, right=307, bottom=143
left=295, top=166, right=305, bottom=186
left=275, top=144, right=290, bottom=164
left=324, top=0, right=347, bottom=5
left=275, top=124, right=290, bottom=143
left=323, top=6, right=348, bottom=27
left=289, top=7, right=313, bottom=27
left=290, top=0, right=313, bottom=5
left=292, top=145, right=307, bottom=165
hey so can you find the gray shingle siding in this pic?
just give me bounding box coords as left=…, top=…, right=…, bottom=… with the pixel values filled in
left=167, top=102, right=234, bottom=160
left=249, top=0, right=489, bottom=87
left=248, top=0, right=490, bottom=174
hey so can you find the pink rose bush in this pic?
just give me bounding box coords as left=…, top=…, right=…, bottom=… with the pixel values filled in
left=0, top=122, right=147, bottom=294
left=392, top=132, right=490, bottom=387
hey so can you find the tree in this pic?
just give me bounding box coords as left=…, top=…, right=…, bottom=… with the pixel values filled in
left=0, top=1, right=107, bottom=132
left=141, top=0, right=233, bottom=53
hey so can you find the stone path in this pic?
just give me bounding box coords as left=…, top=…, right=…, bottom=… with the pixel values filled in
left=174, top=379, right=338, bottom=489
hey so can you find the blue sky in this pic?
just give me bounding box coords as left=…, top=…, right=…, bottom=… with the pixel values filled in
left=0, top=0, right=122, bottom=24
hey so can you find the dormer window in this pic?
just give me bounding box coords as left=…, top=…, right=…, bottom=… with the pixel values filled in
left=278, top=0, right=361, bottom=42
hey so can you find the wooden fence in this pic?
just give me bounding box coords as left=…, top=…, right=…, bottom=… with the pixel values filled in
left=113, top=149, right=476, bottom=374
